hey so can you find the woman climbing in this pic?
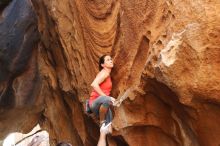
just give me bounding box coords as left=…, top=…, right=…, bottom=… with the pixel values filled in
left=89, top=54, right=115, bottom=146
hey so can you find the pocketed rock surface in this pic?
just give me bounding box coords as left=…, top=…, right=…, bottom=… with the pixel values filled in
left=0, top=0, right=220, bottom=146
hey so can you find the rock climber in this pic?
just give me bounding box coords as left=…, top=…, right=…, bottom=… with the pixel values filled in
left=88, top=54, right=115, bottom=146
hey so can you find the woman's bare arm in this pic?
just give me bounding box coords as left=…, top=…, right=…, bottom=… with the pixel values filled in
left=91, top=70, right=109, bottom=96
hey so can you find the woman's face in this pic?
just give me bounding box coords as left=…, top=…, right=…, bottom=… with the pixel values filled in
left=103, top=55, right=114, bottom=69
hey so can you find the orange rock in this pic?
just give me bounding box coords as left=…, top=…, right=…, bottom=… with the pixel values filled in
left=1, top=0, right=220, bottom=145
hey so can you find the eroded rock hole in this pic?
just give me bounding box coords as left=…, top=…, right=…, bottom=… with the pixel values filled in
left=0, top=0, right=12, bottom=15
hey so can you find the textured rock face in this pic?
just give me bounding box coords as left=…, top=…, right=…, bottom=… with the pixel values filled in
left=0, top=0, right=40, bottom=139
left=1, top=0, right=220, bottom=146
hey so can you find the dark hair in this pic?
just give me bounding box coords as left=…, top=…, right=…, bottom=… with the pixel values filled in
left=56, top=142, right=72, bottom=146
left=99, top=54, right=108, bottom=71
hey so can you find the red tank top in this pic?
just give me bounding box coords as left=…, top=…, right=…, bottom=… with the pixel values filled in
left=89, top=76, right=112, bottom=105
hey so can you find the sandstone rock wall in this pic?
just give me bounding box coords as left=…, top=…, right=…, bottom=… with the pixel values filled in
left=0, top=0, right=40, bottom=139
left=0, top=0, right=220, bottom=146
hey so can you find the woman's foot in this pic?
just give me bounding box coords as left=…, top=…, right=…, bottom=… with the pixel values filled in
left=100, top=120, right=106, bottom=127
left=100, top=122, right=112, bottom=134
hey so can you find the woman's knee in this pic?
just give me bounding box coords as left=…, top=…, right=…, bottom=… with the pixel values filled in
left=101, top=98, right=112, bottom=108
